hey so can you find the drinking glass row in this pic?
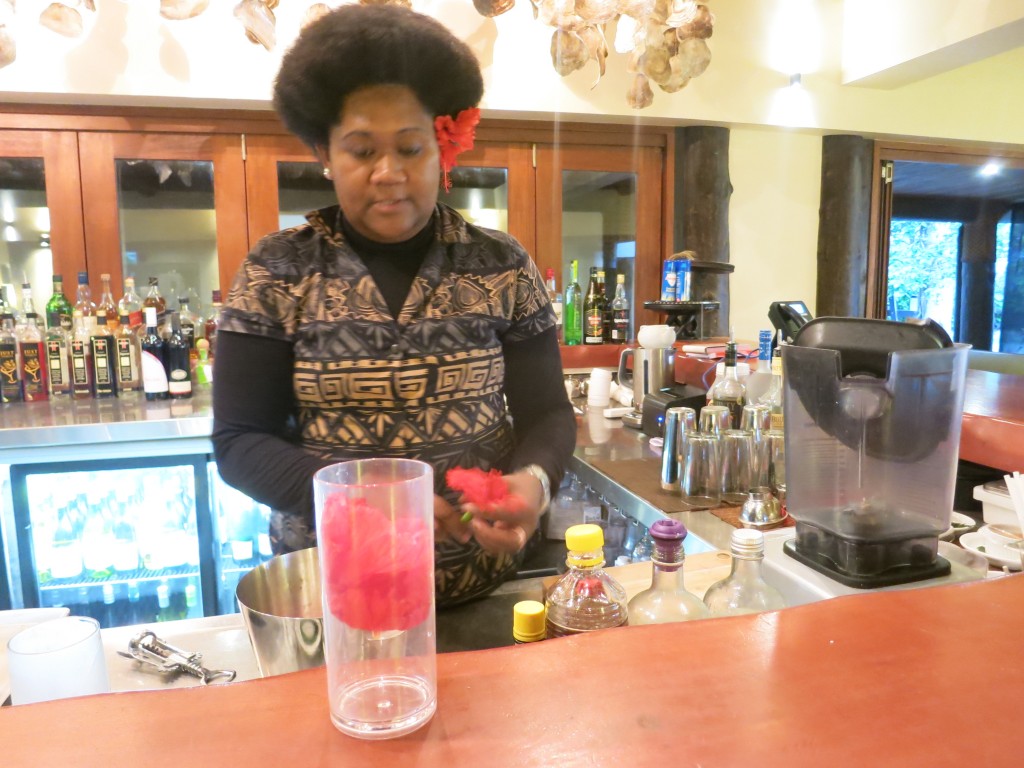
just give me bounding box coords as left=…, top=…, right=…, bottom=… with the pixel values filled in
left=660, top=404, right=786, bottom=511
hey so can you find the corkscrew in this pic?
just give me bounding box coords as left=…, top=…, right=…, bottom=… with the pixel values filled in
left=118, top=629, right=236, bottom=685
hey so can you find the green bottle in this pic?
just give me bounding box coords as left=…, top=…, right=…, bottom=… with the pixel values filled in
left=45, top=274, right=73, bottom=332
left=563, top=260, right=583, bottom=346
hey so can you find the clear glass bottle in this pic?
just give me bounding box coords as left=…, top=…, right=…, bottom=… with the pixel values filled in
left=545, top=523, right=629, bottom=638
left=759, top=353, right=784, bottom=432
left=45, top=321, right=72, bottom=398
left=74, top=271, right=97, bottom=326
left=114, top=313, right=143, bottom=396
left=627, top=519, right=710, bottom=625
left=703, top=529, right=786, bottom=617
left=18, top=282, right=37, bottom=327
left=118, top=276, right=144, bottom=329
left=544, top=268, right=563, bottom=342
left=17, top=312, right=48, bottom=401
left=97, top=273, right=119, bottom=332
left=745, top=329, right=775, bottom=404
left=610, top=273, right=629, bottom=343
left=46, top=274, right=74, bottom=332
left=69, top=310, right=94, bottom=399
left=563, top=260, right=582, bottom=346
left=708, top=339, right=746, bottom=428
left=0, top=312, right=23, bottom=403
left=512, top=600, right=547, bottom=644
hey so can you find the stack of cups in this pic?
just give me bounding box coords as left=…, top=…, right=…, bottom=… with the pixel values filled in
left=587, top=368, right=613, bottom=409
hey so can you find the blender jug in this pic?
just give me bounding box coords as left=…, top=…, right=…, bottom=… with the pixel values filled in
left=781, top=318, right=970, bottom=588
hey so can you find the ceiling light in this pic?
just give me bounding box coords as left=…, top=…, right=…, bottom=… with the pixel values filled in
left=979, top=162, right=1002, bottom=177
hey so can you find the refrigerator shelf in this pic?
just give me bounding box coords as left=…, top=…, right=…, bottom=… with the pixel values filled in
left=38, top=564, right=202, bottom=591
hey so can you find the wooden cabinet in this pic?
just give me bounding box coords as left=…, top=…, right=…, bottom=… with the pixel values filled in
left=0, top=108, right=671, bottom=335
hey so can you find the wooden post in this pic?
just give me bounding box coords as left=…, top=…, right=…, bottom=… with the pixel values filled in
left=958, top=203, right=1001, bottom=350
left=675, top=126, right=732, bottom=337
left=817, top=135, right=873, bottom=317
left=999, top=208, right=1024, bottom=353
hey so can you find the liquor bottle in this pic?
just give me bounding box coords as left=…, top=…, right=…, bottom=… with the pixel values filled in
left=708, top=339, right=746, bottom=427
left=17, top=312, right=48, bottom=401
left=203, top=289, right=223, bottom=356
left=597, top=270, right=611, bottom=341
left=69, top=310, right=94, bottom=399
left=759, top=348, right=785, bottom=432
left=18, top=282, right=37, bottom=327
left=0, top=312, right=23, bottom=403
left=74, top=271, right=97, bottom=325
left=745, top=329, right=775, bottom=404
left=610, top=273, right=629, bottom=343
left=142, top=277, right=167, bottom=324
left=140, top=306, right=169, bottom=401
left=165, top=311, right=192, bottom=399
left=45, top=322, right=72, bottom=398
left=545, top=523, right=629, bottom=638
left=117, top=276, right=144, bottom=329
left=544, top=268, right=563, bottom=342
left=97, top=273, right=119, bottom=332
left=90, top=310, right=118, bottom=398
left=194, top=338, right=213, bottom=386
left=46, top=274, right=74, bottom=332
left=512, top=600, right=547, bottom=644
left=627, top=519, right=709, bottom=625
left=562, top=260, right=582, bottom=346
left=114, top=313, right=143, bottom=396
left=177, top=297, right=197, bottom=367
left=583, top=267, right=605, bottom=345
left=703, top=529, right=786, bottom=617
left=156, top=580, right=178, bottom=622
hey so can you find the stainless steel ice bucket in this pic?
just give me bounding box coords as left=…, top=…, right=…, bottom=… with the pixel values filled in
left=235, top=546, right=324, bottom=677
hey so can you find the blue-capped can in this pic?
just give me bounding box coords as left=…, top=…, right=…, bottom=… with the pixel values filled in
left=660, top=260, right=678, bottom=301
left=675, top=258, right=692, bottom=301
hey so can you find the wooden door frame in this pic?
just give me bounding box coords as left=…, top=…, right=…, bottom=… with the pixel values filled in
left=78, top=132, right=248, bottom=297
left=0, top=129, right=87, bottom=283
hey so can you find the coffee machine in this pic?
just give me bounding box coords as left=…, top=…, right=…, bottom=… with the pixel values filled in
left=762, top=317, right=982, bottom=599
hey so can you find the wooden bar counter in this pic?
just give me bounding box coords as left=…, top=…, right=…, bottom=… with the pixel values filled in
left=4, top=574, right=1023, bottom=767
left=960, top=369, right=1024, bottom=472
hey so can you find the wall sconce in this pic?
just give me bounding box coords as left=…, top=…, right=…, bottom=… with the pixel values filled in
left=789, top=73, right=802, bottom=87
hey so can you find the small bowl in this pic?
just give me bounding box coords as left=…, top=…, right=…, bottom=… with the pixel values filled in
left=982, top=523, right=1023, bottom=544
left=940, top=512, right=978, bottom=542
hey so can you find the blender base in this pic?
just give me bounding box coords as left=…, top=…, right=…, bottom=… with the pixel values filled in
left=782, top=537, right=951, bottom=589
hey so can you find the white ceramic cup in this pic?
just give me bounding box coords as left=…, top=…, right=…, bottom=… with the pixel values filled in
left=7, top=616, right=110, bottom=705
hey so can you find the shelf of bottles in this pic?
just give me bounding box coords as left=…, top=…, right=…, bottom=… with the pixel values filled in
left=12, top=458, right=210, bottom=628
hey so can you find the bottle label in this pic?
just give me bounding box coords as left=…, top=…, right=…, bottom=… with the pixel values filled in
left=46, top=339, right=69, bottom=388
left=0, top=341, right=22, bottom=402
left=584, top=311, right=603, bottom=344
left=116, top=337, right=139, bottom=389
left=91, top=336, right=116, bottom=396
left=660, top=261, right=678, bottom=301
left=19, top=342, right=48, bottom=400
left=770, top=412, right=784, bottom=431
left=611, top=310, right=628, bottom=342
left=70, top=340, right=91, bottom=392
left=141, top=349, right=169, bottom=394
left=168, top=367, right=192, bottom=397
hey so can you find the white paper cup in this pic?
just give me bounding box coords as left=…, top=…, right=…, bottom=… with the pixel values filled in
left=7, top=616, right=109, bottom=705
left=587, top=368, right=613, bottom=407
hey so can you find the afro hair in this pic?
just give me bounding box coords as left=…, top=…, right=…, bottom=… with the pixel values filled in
left=272, top=5, right=484, bottom=150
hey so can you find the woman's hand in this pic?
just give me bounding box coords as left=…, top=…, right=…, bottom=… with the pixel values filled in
left=434, top=494, right=472, bottom=546
left=463, top=469, right=545, bottom=556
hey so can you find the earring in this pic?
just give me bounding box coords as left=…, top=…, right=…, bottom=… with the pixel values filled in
left=322, top=167, right=332, bottom=180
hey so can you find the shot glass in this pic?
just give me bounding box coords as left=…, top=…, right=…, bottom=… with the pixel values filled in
left=699, top=404, right=731, bottom=437
left=680, top=432, right=721, bottom=510
left=720, top=429, right=754, bottom=505
left=314, top=458, right=436, bottom=740
left=7, top=616, right=109, bottom=705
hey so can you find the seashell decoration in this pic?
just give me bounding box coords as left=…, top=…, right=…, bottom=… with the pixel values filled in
left=302, top=4, right=332, bottom=30
left=472, top=0, right=515, bottom=18
left=533, top=0, right=715, bottom=109
left=160, top=0, right=210, bottom=21
left=0, top=24, right=14, bottom=70
left=234, top=0, right=276, bottom=51
left=39, top=3, right=84, bottom=38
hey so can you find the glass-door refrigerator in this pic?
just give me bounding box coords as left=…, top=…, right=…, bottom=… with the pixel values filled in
left=10, top=455, right=215, bottom=628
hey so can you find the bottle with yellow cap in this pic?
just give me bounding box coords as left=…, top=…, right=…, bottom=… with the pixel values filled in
left=545, top=523, right=628, bottom=638
left=512, top=600, right=547, bottom=644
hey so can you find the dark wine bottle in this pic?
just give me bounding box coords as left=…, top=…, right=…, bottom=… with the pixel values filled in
left=165, top=311, right=192, bottom=399
left=140, top=306, right=169, bottom=401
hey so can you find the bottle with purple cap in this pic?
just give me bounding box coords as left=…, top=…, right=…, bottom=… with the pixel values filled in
left=627, top=519, right=710, bottom=625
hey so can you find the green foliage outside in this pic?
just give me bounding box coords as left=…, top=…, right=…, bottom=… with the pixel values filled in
left=886, top=219, right=960, bottom=329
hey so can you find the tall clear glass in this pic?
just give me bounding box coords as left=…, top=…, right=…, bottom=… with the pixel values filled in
left=314, top=459, right=436, bottom=740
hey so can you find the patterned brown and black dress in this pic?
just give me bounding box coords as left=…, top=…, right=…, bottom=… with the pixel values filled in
left=213, top=203, right=576, bottom=606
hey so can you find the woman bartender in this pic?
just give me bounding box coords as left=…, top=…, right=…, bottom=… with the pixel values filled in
left=212, top=4, right=576, bottom=607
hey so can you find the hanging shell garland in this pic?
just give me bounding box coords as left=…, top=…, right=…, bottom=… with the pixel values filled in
left=534, top=0, right=715, bottom=109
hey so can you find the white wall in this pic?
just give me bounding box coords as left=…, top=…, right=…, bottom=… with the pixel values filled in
left=729, top=128, right=822, bottom=341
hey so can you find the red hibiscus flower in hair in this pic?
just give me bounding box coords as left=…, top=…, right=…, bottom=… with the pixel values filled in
left=435, top=107, right=481, bottom=192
